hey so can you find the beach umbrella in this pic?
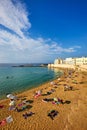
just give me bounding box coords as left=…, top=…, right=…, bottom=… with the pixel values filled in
left=7, top=94, right=17, bottom=100
left=7, top=94, right=13, bottom=98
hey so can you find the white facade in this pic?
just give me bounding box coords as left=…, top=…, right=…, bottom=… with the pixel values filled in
left=64, top=58, right=75, bottom=65
left=54, top=59, right=63, bottom=64
left=75, top=57, right=87, bottom=65
left=54, top=57, right=87, bottom=65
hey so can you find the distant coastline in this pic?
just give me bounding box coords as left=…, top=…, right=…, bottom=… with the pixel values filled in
left=0, top=63, right=48, bottom=67
left=12, top=63, right=48, bottom=67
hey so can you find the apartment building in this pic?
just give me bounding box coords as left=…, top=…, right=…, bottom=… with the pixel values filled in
left=54, top=57, right=87, bottom=65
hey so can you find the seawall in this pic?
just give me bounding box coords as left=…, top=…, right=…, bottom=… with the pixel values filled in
left=48, top=64, right=87, bottom=71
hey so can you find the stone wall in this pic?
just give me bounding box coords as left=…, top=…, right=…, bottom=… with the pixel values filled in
left=48, top=64, right=87, bottom=71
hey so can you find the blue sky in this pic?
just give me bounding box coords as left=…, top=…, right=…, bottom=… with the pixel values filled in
left=0, top=0, right=87, bottom=63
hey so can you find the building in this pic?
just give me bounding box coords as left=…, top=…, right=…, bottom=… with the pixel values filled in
left=75, top=57, right=87, bottom=65
left=48, top=57, right=87, bottom=71
left=54, top=58, right=63, bottom=64
left=53, top=57, right=87, bottom=65
left=64, top=58, right=76, bottom=65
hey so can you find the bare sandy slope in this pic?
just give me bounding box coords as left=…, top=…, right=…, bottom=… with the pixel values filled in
left=0, top=69, right=87, bottom=130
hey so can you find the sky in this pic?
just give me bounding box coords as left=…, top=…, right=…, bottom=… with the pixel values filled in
left=0, top=0, right=87, bottom=63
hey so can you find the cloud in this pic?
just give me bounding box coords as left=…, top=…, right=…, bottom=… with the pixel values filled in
left=0, top=0, right=81, bottom=63
left=0, top=0, right=31, bottom=37
left=0, top=29, right=80, bottom=62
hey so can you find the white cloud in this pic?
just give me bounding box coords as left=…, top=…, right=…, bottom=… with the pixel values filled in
left=0, top=0, right=81, bottom=63
left=0, top=29, right=80, bottom=62
left=0, top=0, right=31, bottom=37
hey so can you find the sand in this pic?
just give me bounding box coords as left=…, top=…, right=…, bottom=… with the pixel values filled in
left=0, top=69, right=87, bottom=130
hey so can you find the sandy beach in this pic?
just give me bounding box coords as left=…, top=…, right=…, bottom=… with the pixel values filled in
left=0, top=69, right=87, bottom=130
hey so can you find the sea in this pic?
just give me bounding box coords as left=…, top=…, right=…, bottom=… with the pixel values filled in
left=0, top=63, right=63, bottom=99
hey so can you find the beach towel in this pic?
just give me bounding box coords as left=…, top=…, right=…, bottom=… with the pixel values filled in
left=9, top=106, right=15, bottom=111
left=0, top=119, right=6, bottom=126
left=34, top=94, right=41, bottom=99
left=0, top=105, right=4, bottom=109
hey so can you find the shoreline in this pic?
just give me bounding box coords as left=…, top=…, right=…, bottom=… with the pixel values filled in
left=0, top=68, right=87, bottom=130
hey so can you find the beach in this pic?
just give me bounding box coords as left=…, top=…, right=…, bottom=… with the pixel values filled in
left=0, top=69, right=87, bottom=130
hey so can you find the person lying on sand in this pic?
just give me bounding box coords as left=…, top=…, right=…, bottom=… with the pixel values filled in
left=33, top=90, right=42, bottom=98
left=47, top=110, right=58, bottom=120
left=15, top=105, right=30, bottom=112
left=0, top=116, right=13, bottom=126
left=23, top=112, right=35, bottom=119
left=64, top=85, right=73, bottom=91
left=53, top=98, right=64, bottom=104
left=42, top=98, right=54, bottom=103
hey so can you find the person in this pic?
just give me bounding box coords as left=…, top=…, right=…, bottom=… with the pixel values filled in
left=34, top=90, right=42, bottom=96
left=37, top=90, right=42, bottom=95
left=23, top=112, right=34, bottom=119
left=9, top=99, right=16, bottom=110
left=48, top=110, right=58, bottom=120
left=64, top=85, right=73, bottom=91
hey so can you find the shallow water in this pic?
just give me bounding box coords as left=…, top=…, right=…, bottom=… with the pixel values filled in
left=0, top=66, right=62, bottom=99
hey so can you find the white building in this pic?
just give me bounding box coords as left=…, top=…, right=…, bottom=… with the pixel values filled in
left=75, top=57, right=87, bottom=65
left=64, top=58, right=75, bottom=65
left=54, top=57, right=87, bottom=65
left=54, top=58, right=63, bottom=64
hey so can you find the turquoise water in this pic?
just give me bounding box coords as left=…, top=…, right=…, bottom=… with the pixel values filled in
left=0, top=66, right=63, bottom=99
